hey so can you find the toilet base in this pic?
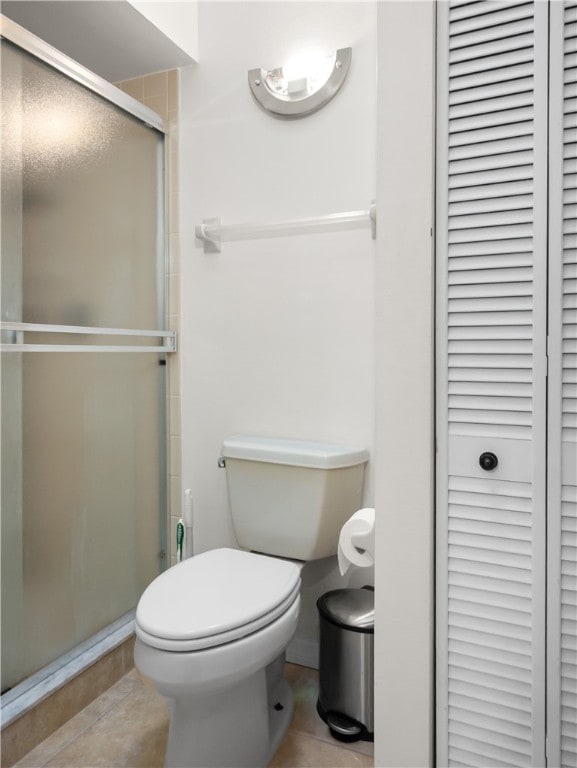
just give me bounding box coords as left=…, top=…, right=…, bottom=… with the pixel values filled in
left=267, top=674, right=294, bottom=761
left=162, top=657, right=293, bottom=768
left=134, top=589, right=300, bottom=767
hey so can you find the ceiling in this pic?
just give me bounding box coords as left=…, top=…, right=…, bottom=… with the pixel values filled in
left=1, top=0, right=196, bottom=82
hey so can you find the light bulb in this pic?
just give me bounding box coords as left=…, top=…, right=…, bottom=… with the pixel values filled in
left=281, top=51, right=336, bottom=94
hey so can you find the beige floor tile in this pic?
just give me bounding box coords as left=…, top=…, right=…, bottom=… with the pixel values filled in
left=13, top=675, right=140, bottom=768
left=270, top=732, right=374, bottom=768
left=4, top=641, right=134, bottom=767
left=43, top=682, right=168, bottom=768
left=15, top=663, right=374, bottom=768
left=285, top=664, right=374, bottom=758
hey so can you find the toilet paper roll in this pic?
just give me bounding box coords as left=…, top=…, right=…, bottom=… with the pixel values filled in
left=337, top=508, right=375, bottom=576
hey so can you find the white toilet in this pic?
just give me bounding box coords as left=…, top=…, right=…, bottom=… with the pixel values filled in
left=134, top=435, right=368, bottom=768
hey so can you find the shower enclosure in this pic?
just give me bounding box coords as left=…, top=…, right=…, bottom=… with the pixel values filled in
left=0, top=18, right=171, bottom=701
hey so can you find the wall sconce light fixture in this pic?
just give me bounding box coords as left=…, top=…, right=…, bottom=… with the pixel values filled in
left=248, top=47, right=351, bottom=118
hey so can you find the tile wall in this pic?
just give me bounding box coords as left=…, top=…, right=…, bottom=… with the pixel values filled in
left=116, top=71, right=182, bottom=567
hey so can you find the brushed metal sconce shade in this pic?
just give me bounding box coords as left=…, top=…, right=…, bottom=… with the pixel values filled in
left=248, top=47, right=352, bottom=118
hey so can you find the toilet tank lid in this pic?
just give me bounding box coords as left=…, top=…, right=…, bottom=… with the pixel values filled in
left=222, top=435, right=369, bottom=469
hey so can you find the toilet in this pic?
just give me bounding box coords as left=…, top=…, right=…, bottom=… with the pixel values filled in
left=134, top=435, right=368, bottom=768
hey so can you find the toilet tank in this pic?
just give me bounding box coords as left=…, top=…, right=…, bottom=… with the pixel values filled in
left=221, top=436, right=369, bottom=561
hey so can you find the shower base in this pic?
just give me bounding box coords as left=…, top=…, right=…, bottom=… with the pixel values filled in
left=0, top=612, right=135, bottom=767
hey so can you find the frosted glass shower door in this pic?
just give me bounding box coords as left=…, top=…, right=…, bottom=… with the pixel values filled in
left=1, top=36, right=168, bottom=691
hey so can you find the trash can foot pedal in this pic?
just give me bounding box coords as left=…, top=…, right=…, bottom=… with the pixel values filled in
left=327, top=712, right=362, bottom=741
left=317, top=700, right=374, bottom=743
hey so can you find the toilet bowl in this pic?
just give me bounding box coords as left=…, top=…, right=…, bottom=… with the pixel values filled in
left=135, top=436, right=368, bottom=768
left=135, top=547, right=301, bottom=768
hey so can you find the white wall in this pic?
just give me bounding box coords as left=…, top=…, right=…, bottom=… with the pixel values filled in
left=129, top=0, right=199, bottom=63
left=179, top=0, right=376, bottom=666
left=374, top=2, right=436, bottom=766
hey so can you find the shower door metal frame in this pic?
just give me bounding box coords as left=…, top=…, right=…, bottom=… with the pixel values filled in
left=0, top=13, right=171, bottom=721
left=0, top=15, right=165, bottom=133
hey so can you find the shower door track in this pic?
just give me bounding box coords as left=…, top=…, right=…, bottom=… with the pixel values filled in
left=0, top=611, right=135, bottom=728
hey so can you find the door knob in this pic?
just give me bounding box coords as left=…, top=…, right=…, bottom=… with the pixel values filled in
left=479, top=452, right=498, bottom=471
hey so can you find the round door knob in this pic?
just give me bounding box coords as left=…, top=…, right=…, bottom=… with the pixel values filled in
left=479, top=452, right=498, bottom=471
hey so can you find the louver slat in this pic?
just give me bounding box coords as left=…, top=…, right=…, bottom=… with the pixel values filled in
left=451, top=107, right=535, bottom=133
left=451, top=66, right=534, bottom=93
left=449, top=195, right=533, bottom=215
left=449, top=327, right=533, bottom=341
left=448, top=733, right=531, bottom=766
left=449, top=666, right=532, bottom=699
left=450, top=3, right=534, bottom=33
left=449, top=178, right=533, bottom=202
left=451, top=51, right=534, bottom=79
left=449, top=33, right=534, bottom=65
left=450, top=94, right=534, bottom=119
left=451, top=19, right=534, bottom=50
left=449, top=209, right=533, bottom=228
left=450, top=264, right=533, bottom=281
left=449, top=1, right=531, bottom=23
left=450, top=78, right=535, bottom=106
left=438, top=2, right=547, bottom=766
left=450, top=138, right=533, bottom=161
left=449, top=676, right=532, bottom=711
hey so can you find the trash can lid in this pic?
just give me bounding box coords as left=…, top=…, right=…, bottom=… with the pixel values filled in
left=317, top=588, right=374, bottom=633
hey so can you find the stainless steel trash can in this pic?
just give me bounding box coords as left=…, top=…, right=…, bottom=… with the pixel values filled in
left=316, top=587, right=374, bottom=742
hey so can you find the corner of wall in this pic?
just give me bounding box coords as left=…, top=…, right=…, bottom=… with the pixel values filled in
left=374, top=1, right=436, bottom=766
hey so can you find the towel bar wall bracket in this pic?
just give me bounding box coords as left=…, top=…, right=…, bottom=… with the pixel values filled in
left=369, top=202, right=376, bottom=239
left=195, top=217, right=222, bottom=254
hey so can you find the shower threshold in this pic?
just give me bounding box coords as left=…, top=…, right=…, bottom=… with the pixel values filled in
left=0, top=610, right=135, bottom=728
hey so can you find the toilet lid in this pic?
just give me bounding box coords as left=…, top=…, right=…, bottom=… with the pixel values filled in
left=135, top=548, right=301, bottom=651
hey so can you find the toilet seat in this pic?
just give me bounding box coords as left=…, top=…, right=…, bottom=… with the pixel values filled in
left=135, top=548, right=301, bottom=652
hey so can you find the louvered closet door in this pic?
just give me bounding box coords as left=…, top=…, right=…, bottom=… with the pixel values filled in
left=436, top=2, right=548, bottom=766
left=548, top=3, right=577, bottom=768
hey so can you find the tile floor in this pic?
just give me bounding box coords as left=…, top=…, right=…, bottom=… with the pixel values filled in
left=13, top=664, right=373, bottom=768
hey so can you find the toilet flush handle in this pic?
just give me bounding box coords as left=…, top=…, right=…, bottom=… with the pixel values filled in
left=218, top=457, right=226, bottom=468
